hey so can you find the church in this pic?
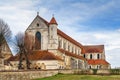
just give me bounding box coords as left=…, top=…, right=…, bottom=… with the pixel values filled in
left=0, top=39, right=12, bottom=70
left=8, top=13, right=110, bottom=70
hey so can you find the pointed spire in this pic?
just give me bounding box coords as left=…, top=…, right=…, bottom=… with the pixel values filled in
left=37, top=12, right=39, bottom=15
left=49, top=15, right=58, bottom=25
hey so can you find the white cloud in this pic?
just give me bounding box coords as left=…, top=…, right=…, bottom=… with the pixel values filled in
left=0, top=0, right=120, bottom=68
left=63, top=27, right=120, bottom=68
left=0, top=0, right=46, bottom=33
left=117, top=28, right=120, bottom=32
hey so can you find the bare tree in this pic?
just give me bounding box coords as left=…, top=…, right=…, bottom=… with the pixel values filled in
left=14, top=32, right=34, bottom=69
left=0, top=19, right=11, bottom=57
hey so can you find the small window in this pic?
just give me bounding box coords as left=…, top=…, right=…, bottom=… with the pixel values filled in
left=68, top=45, right=70, bottom=51
left=22, top=58, right=25, bottom=60
left=78, top=50, right=80, bottom=54
left=64, top=42, right=66, bottom=50
left=37, top=23, right=39, bottom=27
left=58, top=40, right=60, bottom=48
left=97, top=54, right=100, bottom=59
left=38, top=67, right=41, bottom=69
left=72, top=47, right=74, bottom=53
left=89, top=65, right=91, bottom=69
left=83, top=54, right=86, bottom=58
left=75, top=49, right=77, bottom=54
left=90, top=54, right=92, bottom=59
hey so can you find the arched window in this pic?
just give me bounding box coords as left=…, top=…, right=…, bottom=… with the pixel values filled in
left=75, top=49, right=77, bottom=54
left=68, top=45, right=70, bottom=51
left=97, top=54, right=100, bottom=59
left=89, top=65, right=91, bottom=69
left=90, top=54, right=92, bottom=59
left=63, top=42, right=66, bottom=50
left=78, top=50, right=80, bottom=54
left=97, top=65, right=99, bottom=69
left=83, top=54, right=86, bottom=58
left=72, top=47, right=74, bottom=53
left=58, top=40, right=61, bottom=48
left=35, top=32, right=41, bottom=50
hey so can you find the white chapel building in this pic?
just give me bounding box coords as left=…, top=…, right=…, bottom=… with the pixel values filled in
left=8, top=14, right=110, bottom=70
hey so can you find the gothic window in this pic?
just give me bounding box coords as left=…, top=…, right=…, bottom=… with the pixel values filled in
left=35, top=32, right=41, bottom=50
left=97, top=54, right=100, bottom=59
left=90, top=54, right=92, bottom=59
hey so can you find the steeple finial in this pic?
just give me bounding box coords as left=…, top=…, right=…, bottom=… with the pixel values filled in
left=49, top=15, right=58, bottom=25
left=52, top=14, right=54, bottom=17
left=37, top=12, right=39, bottom=15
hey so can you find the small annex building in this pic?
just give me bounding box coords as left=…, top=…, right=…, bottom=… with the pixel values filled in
left=83, top=45, right=110, bottom=69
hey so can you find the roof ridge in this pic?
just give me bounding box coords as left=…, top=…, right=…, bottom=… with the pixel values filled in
left=37, top=15, right=49, bottom=24
left=83, top=45, right=104, bottom=47
left=57, top=29, right=83, bottom=48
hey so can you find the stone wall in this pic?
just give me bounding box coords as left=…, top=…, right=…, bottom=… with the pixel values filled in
left=0, top=69, right=111, bottom=80
left=97, top=69, right=110, bottom=74
left=58, top=69, right=74, bottom=74
left=0, top=70, right=58, bottom=80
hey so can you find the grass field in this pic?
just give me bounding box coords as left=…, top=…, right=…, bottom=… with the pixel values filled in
left=33, top=74, right=120, bottom=80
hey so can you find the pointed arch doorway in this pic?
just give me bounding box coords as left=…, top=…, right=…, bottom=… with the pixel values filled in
left=35, top=31, right=41, bottom=50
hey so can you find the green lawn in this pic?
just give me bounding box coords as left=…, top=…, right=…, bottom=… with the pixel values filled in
left=33, top=74, right=120, bottom=80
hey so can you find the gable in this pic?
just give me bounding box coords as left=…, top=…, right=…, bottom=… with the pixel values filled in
left=26, top=15, right=49, bottom=31
left=1, top=40, right=12, bottom=60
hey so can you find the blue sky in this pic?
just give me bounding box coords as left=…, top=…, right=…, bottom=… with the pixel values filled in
left=0, top=0, right=120, bottom=68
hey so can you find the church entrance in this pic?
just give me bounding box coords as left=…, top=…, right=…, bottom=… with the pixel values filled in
left=35, top=32, right=41, bottom=50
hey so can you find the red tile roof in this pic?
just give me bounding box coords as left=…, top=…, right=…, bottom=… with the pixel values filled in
left=49, top=17, right=58, bottom=25
left=58, top=48, right=86, bottom=61
left=29, top=50, right=63, bottom=60
left=8, top=50, right=63, bottom=61
left=87, top=59, right=110, bottom=65
left=83, top=45, right=104, bottom=54
left=57, top=29, right=85, bottom=53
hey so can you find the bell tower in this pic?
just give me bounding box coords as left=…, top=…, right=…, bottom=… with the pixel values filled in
left=48, top=16, right=58, bottom=50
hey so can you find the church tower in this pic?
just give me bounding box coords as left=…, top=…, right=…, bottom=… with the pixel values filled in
left=48, top=16, right=58, bottom=50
